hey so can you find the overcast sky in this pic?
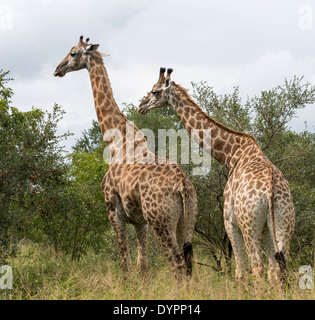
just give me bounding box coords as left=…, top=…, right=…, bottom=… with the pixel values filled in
left=1, top=0, right=315, bottom=150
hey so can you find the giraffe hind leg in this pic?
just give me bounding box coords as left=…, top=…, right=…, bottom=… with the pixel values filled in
left=108, top=214, right=132, bottom=273
left=134, top=223, right=149, bottom=273
left=106, top=197, right=132, bottom=274
left=266, top=212, right=290, bottom=288
left=262, top=225, right=279, bottom=287
left=153, top=226, right=185, bottom=282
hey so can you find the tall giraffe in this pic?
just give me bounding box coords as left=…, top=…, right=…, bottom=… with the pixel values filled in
left=138, top=68, right=295, bottom=291
left=54, top=38, right=197, bottom=280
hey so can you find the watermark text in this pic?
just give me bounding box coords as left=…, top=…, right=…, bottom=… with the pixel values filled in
left=299, top=265, right=313, bottom=289
left=0, top=265, right=13, bottom=289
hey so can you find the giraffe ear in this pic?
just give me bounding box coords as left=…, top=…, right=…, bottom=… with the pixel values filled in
left=165, top=77, right=172, bottom=92
left=85, top=44, right=99, bottom=53
left=165, top=68, right=173, bottom=91
left=165, top=78, right=170, bottom=89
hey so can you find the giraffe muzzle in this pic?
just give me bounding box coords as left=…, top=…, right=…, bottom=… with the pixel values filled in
left=54, top=60, right=69, bottom=77
left=138, top=104, right=149, bottom=115
left=54, top=69, right=65, bottom=77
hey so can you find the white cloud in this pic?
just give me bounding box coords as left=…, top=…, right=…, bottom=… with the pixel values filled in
left=2, top=0, right=314, bottom=152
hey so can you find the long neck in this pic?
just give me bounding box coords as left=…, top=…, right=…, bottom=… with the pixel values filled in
left=88, top=54, right=130, bottom=137
left=88, top=54, right=149, bottom=162
left=170, top=85, right=262, bottom=171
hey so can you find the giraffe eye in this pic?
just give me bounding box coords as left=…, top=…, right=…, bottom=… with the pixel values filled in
left=70, top=52, right=76, bottom=57
left=152, top=90, right=158, bottom=95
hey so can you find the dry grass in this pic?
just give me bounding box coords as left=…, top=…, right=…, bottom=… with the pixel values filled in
left=0, top=243, right=314, bottom=300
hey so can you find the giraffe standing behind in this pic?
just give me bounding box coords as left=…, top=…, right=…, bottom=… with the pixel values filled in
left=54, top=38, right=197, bottom=280
left=138, top=68, right=295, bottom=292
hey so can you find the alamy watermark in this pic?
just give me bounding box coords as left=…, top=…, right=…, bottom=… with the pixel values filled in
left=299, top=265, right=313, bottom=290
left=0, top=265, right=13, bottom=289
left=0, top=5, right=13, bottom=30
left=102, top=121, right=212, bottom=176
left=299, top=5, right=313, bottom=30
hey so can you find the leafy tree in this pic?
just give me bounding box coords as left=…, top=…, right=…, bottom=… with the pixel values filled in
left=0, top=70, right=71, bottom=262
left=72, top=119, right=104, bottom=154
left=66, top=147, right=109, bottom=260
left=0, top=70, right=109, bottom=262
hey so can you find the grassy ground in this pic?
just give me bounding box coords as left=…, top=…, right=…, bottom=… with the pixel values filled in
left=0, top=242, right=314, bottom=300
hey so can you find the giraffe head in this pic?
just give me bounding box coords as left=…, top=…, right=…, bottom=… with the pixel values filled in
left=138, top=67, right=174, bottom=115
left=54, top=36, right=107, bottom=77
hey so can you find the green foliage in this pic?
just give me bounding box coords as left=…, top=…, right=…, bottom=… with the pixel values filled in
left=250, top=76, right=315, bottom=150
left=0, top=70, right=68, bottom=261
left=0, top=71, right=109, bottom=262
left=192, top=83, right=252, bottom=133
left=65, top=148, right=109, bottom=260
left=72, top=119, right=104, bottom=154
left=274, top=131, right=315, bottom=264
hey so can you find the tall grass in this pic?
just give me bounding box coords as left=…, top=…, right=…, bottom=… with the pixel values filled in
left=0, top=241, right=313, bottom=300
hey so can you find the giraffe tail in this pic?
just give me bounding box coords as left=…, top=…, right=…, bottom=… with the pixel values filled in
left=178, top=180, right=194, bottom=276
left=177, top=178, right=189, bottom=226
left=267, top=167, right=288, bottom=283
left=183, top=242, right=193, bottom=276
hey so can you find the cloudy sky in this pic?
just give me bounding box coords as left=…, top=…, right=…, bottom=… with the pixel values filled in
left=1, top=0, right=315, bottom=150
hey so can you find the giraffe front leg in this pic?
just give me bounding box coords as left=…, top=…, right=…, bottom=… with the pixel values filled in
left=134, top=223, right=149, bottom=273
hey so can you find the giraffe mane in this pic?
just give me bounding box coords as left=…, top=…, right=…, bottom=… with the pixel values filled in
left=172, top=82, right=258, bottom=144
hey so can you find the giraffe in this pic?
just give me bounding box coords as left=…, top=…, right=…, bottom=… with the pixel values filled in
left=54, top=38, right=197, bottom=280
left=138, top=67, right=295, bottom=292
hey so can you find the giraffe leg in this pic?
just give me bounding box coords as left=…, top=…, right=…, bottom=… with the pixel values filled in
left=140, top=186, right=186, bottom=282
left=225, top=220, right=246, bottom=285
left=165, top=238, right=186, bottom=283
left=262, top=228, right=277, bottom=286
left=134, top=224, right=148, bottom=273
left=242, top=220, right=265, bottom=297
left=223, top=198, right=246, bottom=285
left=246, top=240, right=264, bottom=297
left=262, top=229, right=286, bottom=299
left=153, top=227, right=185, bottom=282
left=263, top=199, right=294, bottom=292
left=107, top=205, right=131, bottom=273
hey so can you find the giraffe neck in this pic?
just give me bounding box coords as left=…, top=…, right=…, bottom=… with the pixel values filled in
left=88, top=54, right=148, bottom=162
left=88, top=54, right=130, bottom=137
left=170, top=84, right=262, bottom=171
